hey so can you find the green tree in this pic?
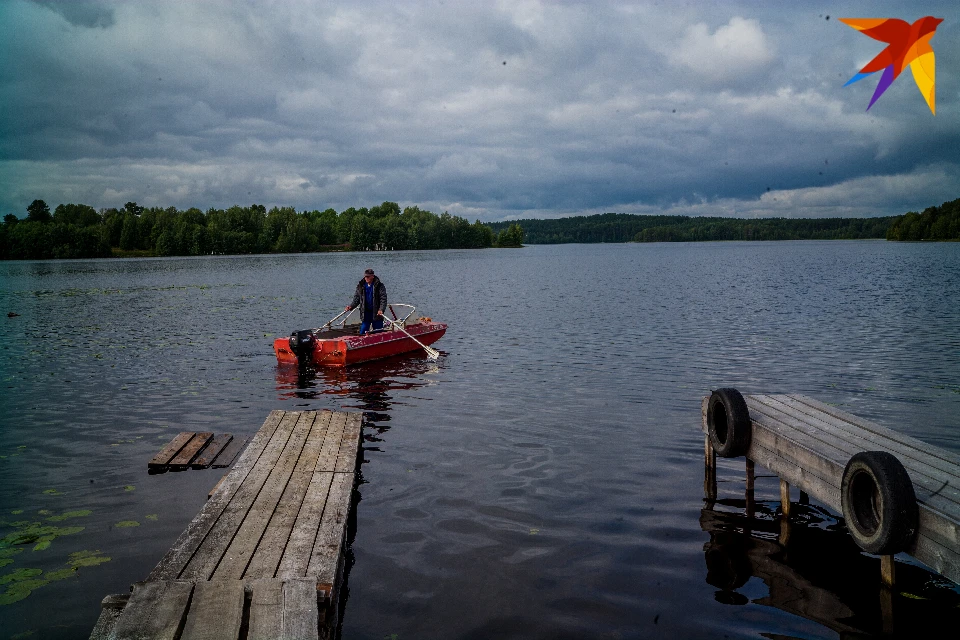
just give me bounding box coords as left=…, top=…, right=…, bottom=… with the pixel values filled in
left=27, top=199, right=52, bottom=223
left=495, top=223, right=525, bottom=247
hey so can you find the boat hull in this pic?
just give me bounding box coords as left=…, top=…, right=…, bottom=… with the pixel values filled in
left=274, top=322, right=446, bottom=367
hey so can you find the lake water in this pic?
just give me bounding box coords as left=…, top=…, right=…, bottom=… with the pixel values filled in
left=1, top=241, right=959, bottom=639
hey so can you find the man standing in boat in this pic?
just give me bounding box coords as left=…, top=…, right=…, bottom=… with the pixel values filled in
left=346, top=268, right=387, bottom=335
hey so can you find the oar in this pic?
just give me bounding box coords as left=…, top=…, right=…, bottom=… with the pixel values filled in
left=319, top=308, right=351, bottom=331
left=384, top=317, right=440, bottom=360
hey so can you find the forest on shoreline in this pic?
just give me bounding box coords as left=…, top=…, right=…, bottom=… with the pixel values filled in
left=0, top=201, right=525, bottom=260
left=487, top=197, right=960, bottom=244
left=3, top=196, right=957, bottom=260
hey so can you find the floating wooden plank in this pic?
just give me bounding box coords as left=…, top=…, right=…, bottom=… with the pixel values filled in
left=112, top=581, right=194, bottom=640
left=179, top=580, right=245, bottom=640
left=168, top=432, right=214, bottom=469
left=148, top=432, right=196, bottom=468
left=211, top=436, right=249, bottom=468
left=191, top=433, right=234, bottom=469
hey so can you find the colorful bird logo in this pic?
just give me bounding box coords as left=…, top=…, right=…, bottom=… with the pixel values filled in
left=840, top=16, right=943, bottom=114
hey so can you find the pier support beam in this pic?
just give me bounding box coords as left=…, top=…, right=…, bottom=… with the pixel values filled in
left=745, top=459, right=755, bottom=517
left=779, top=479, right=791, bottom=517
left=704, top=435, right=717, bottom=501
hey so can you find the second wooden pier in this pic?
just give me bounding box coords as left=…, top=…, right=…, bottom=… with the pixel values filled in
left=91, top=409, right=362, bottom=640
left=701, top=391, right=960, bottom=586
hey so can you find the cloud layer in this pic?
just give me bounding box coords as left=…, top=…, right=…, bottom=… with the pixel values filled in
left=2, top=0, right=958, bottom=220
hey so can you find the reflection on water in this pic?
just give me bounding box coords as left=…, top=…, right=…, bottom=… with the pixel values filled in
left=701, top=488, right=960, bottom=637
left=275, top=353, right=443, bottom=434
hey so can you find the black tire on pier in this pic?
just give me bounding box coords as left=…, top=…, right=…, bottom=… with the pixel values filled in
left=707, top=388, right=751, bottom=458
left=841, top=451, right=919, bottom=555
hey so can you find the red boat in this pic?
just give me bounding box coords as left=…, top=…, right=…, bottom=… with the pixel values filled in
left=274, top=304, right=446, bottom=368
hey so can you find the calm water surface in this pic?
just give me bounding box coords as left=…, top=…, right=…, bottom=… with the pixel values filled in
left=1, top=241, right=959, bottom=639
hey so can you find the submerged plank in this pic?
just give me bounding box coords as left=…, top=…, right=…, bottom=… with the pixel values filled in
left=191, top=433, right=234, bottom=469
left=169, top=432, right=214, bottom=469
left=212, top=436, right=248, bottom=468
left=148, top=432, right=196, bottom=468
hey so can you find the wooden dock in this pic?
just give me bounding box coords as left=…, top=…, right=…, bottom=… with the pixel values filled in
left=91, top=409, right=362, bottom=640
left=701, top=392, right=960, bottom=586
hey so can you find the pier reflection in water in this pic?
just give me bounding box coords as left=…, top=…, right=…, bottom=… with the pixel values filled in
left=702, top=463, right=960, bottom=638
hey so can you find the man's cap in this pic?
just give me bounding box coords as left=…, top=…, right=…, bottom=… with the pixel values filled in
left=364, top=268, right=375, bottom=275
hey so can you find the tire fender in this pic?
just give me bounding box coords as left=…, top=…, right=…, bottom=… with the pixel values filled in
left=841, top=451, right=919, bottom=555
left=707, top=388, right=751, bottom=458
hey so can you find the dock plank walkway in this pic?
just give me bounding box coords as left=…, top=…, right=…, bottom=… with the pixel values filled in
left=91, top=409, right=362, bottom=640
left=701, top=393, right=960, bottom=585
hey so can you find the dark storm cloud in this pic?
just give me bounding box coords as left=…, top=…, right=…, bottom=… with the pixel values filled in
left=1, top=0, right=958, bottom=220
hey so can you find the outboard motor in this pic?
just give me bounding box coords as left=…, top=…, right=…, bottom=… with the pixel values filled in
left=289, top=329, right=317, bottom=368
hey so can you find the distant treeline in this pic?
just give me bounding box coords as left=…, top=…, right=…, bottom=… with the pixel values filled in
left=1, top=200, right=526, bottom=260
left=886, top=197, right=960, bottom=241
left=488, top=198, right=960, bottom=243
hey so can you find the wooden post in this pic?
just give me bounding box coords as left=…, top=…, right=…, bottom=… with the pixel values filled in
left=881, top=555, right=896, bottom=587
left=704, top=435, right=717, bottom=501
left=780, top=479, right=791, bottom=517
left=745, top=458, right=755, bottom=517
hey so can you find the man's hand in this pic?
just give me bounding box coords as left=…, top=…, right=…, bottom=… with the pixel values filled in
left=376, top=310, right=383, bottom=317
left=345, top=306, right=351, bottom=311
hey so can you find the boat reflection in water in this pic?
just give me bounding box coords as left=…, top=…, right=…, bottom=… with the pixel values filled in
left=275, top=351, right=442, bottom=439
left=701, top=492, right=960, bottom=637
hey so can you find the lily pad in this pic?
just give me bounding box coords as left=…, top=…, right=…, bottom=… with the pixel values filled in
left=41, top=489, right=61, bottom=496
left=145, top=514, right=158, bottom=521
left=44, top=567, right=77, bottom=581
left=68, top=550, right=110, bottom=568
left=114, top=520, right=139, bottom=528
left=10, top=510, right=23, bottom=515
left=0, top=568, right=42, bottom=584
left=124, top=486, right=135, bottom=492
left=46, top=510, right=92, bottom=522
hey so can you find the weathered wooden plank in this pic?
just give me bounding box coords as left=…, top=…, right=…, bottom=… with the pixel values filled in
left=747, top=436, right=842, bottom=511
left=282, top=578, right=320, bottom=639
left=113, top=581, right=194, bottom=640
left=276, top=472, right=336, bottom=579
left=213, top=412, right=318, bottom=580
left=248, top=579, right=283, bottom=640
left=191, top=433, right=234, bottom=469
left=89, top=594, right=129, bottom=640
left=148, top=410, right=289, bottom=581
left=179, top=580, right=245, bottom=640
left=333, top=413, right=362, bottom=473
left=314, top=412, right=348, bottom=473
left=178, top=411, right=302, bottom=580
left=211, top=436, right=248, bottom=468
left=277, top=413, right=347, bottom=578
left=244, top=411, right=334, bottom=579
left=762, top=395, right=960, bottom=486
left=908, top=528, right=960, bottom=586
left=750, top=395, right=960, bottom=510
left=308, top=471, right=355, bottom=584
left=148, top=432, right=196, bottom=468
left=786, top=394, right=960, bottom=468
left=169, top=432, right=214, bottom=469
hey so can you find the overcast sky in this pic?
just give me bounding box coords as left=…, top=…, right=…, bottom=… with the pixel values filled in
left=2, top=1, right=958, bottom=220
